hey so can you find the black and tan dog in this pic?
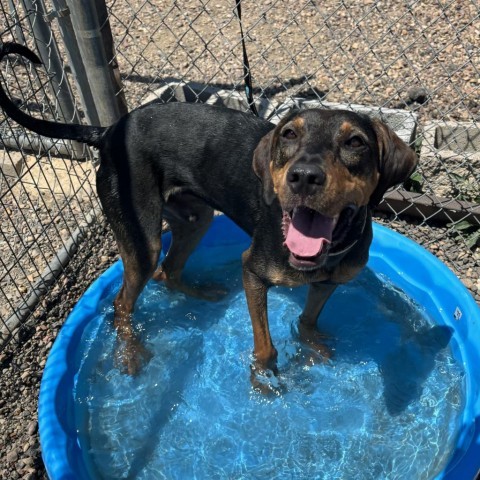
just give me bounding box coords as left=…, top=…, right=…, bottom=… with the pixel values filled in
left=0, top=43, right=417, bottom=383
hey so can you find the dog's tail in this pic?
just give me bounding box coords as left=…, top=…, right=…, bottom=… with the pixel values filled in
left=0, top=42, right=106, bottom=147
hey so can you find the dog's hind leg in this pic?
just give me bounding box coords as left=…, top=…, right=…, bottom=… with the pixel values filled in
left=97, top=168, right=164, bottom=375
left=113, top=241, right=160, bottom=375
left=152, top=193, right=225, bottom=301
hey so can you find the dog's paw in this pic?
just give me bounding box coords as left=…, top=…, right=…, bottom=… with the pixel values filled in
left=115, top=337, right=153, bottom=376
left=297, top=323, right=333, bottom=362
left=250, top=364, right=285, bottom=395
left=154, top=272, right=228, bottom=302
left=169, top=280, right=228, bottom=302
left=192, top=282, right=229, bottom=302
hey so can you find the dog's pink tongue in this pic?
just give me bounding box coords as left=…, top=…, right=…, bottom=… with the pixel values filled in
left=285, top=209, right=334, bottom=257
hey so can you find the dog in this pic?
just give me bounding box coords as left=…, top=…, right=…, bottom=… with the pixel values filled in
left=0, top=43, right=417, bottom=385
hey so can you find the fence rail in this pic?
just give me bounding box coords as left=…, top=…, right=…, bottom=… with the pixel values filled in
left=0, top=0, right=479, bottom=351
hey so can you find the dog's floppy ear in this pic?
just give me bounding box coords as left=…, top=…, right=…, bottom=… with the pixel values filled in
left=369, top=119, right=418, bottom=207
left=253, top=129, right=277, bottom=205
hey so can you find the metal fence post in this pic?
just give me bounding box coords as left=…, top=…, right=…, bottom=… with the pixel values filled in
left=95, top=0, right=128, bottom=115
left=49, top=0, right=101, bottom=126
left=66, top=0, right=127, bottom=126
left=19, top=0, right=85, bottom=158
left=20, top=0, right=79, bottom=124
left=8, top=0, right=27, bottom=46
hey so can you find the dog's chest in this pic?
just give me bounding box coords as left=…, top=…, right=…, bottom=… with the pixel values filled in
left=264, top=262, right=330, bottom=288
left=264, top=254, right=362, bottom=288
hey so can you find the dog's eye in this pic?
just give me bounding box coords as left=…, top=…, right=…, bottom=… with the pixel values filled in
left=345, top=136, right=365, bottom=148
left=282, top=129, right=297, bottom=140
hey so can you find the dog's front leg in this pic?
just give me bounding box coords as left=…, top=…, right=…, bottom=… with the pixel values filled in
left=242, top=250, right=278, bottom=379
left=298, top=282, right=337, bottom=358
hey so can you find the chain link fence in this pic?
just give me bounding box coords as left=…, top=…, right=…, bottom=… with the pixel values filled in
left=0, top=0, right=479, bottom=353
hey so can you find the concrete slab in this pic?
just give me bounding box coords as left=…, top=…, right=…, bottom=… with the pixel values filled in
left=420, top=121, right=480, bottom=200
left=0, top=150, right=23, bottom=178
left=270, top=98, right=418, bottom=145
left=142, top=81, right=274, bottom=118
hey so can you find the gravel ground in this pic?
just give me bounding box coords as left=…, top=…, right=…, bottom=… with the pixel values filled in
left=112, top=0, right=479, bottom=122
left=0, top=1, right=479, bottom=478
left=0, top=219, right=117, bottom=480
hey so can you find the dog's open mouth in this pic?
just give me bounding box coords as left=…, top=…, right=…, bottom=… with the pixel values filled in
left=282, top=206, right=339, bottom=269
left=283, top=206, right=338, bottom=268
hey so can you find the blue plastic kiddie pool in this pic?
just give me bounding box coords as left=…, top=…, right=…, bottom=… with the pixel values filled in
left=39, top=215, right=480, bottom=479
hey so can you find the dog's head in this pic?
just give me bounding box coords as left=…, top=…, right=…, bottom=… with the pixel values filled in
left=253, top=108, right=417, bottom=270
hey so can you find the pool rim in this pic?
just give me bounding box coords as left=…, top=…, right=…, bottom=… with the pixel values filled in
left=38, top=216, right=480, bottom=480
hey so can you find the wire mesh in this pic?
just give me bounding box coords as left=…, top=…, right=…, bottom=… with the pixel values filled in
left=0, top=0, right=99, bottom=349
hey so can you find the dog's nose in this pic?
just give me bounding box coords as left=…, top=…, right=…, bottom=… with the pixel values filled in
left=286, top=163, right=326, bottom=196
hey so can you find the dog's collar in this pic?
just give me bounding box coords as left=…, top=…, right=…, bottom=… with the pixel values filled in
left=327, top=206, right=368, bottom=258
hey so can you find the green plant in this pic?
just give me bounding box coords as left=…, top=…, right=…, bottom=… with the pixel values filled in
left=450, top=172, right=480, bottom=203
left=404, top=171, right=424, bottom=193
left=447, top=220, right=480, bottom=249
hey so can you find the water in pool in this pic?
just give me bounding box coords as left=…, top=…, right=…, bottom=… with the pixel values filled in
left=74, top=240, right=465, bottom=480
